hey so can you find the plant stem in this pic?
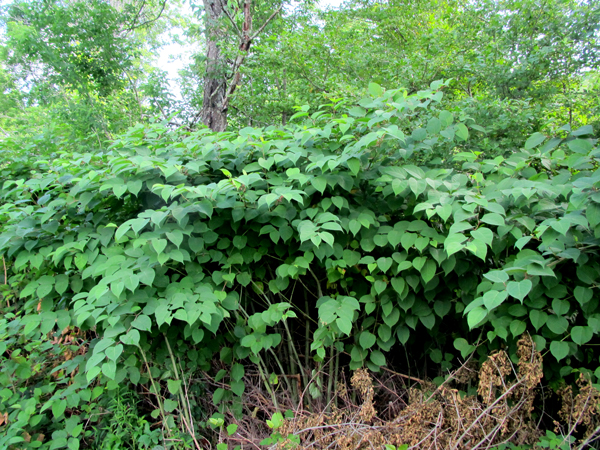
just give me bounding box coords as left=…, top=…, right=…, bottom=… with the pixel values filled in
left=163, top=334, right=194, bottom=437
left=139, top=346, right=169, bottom=436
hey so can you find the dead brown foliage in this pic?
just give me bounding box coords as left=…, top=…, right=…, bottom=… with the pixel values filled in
left=199, top=336, right=600, bottom=450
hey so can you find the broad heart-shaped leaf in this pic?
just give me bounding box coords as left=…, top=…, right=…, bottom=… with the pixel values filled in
left=567, top=138, right=593, bottom=154
left=510, top=319, right=526, bottom=337
left=483, top=290, right=507, bottom=310
left=311, top=176, right=327, bottom=194
left=471, top=227, right=493, bottom=247
left=120, top=329, right=140, bottom=347
left=166, top=230, right=184, bottom=248
left=377, top=257, right=393, bottom=273
left=465, top=238, right=487, bottom=260
left=152, top=238, right=168, bottom=255
left=435, top=204, right=452, bottom=222
left=105, top=344, right=123, bottom=362
left=359, top=331, right=377, bottom=349
left=507, top=280, right=532, bottom=302
left=574, top=286, right=593, bottom=306
left=391, top=277, right=405, bottom=295
left=546, top=315, right=569, bottom=335
left=387, top=230, right=402, bottom=248
left=549, top=341, right=569, bottom=361
left=370, top=350, right=386, bottom=367
left=102, top=360, right=116, bottom=380
left=167, top=379, right=182, bottom=395
left=420, top=260, right=437, bottom=284
left=524, top=132, right=546, bottom=149
left=552, top=299, right=570, bottom=316
left=453, top=338, right=475, bottom=358
left=52, top=399, right=67, bottom=419
left=571, top=326, right=593, bottom=345
left=347, top=158, right=361, bottom=176
left=445, top=233, right=467, bottom=256
left=412, top=256, right=426, bottom=272
left=484, top=270, right=509, bottom=284
left=131, top=314, right=152, bottom=332
left=455, top=123, right=469, bottom=141
left=54, top=274, right=69, bottom=295
left=400, top=232, right=417, bottom=250
left=467, top=306, right=488, bottom=329
left=480, top=213, right=505, bottom=227
left=587, top=203, right=600, bottom=228
left=529, top=310, right=547, bottom=331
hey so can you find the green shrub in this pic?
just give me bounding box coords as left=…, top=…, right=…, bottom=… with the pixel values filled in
left=0, top=80, right=599, bottom=448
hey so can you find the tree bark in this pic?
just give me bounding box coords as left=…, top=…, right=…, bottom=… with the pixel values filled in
left=201, top=0, right=228, bottom=132
left=200, top=0, right=281, bottom=132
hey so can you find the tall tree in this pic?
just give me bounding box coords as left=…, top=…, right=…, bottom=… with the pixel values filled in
left=198, top=0, right=282, bottom=131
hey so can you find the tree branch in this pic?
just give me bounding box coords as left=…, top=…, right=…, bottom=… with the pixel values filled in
left=251, top=4, right=283, bottom=40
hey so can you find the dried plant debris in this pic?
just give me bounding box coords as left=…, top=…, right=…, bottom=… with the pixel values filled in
left=206, top=336, right=600, bottom=450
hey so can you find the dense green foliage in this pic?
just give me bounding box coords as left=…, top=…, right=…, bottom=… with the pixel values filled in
left=1, top=81, right=600, bottom=447
left=0, top=0, right=600, bottom=448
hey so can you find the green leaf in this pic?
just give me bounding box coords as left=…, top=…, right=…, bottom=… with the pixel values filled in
left=574, top=286, right=593, bottom=306
left=231, top=363, right=245, bottom=382
left=529, top=310, right=547, bottom=331
left=105, top=344, right=123, bottom=361
left=131, top=314, right=152, bottom=332
left=233, top=235, right=247, bottom=249
left=400, top=233, right=417, bottom=250
left=52, top=399, right=67, bottom=419
left=377, top=257, right=392, bottom=273
left=510, top=319, right=526, bottom=337
left=347, top=158, right=361, bottom=176
left=167, top=379, right=182, bottom=395
left=455, top=123, right=469, bottom=141
left=484, top=270, right=508, bottom=284
left=55, top=274, right=69, bottom=295
left=571, top=326, right=593, bottom=345
left=507, top=280, right=532, bottom=302
left=549, top=341, right=569, bottom=361
left=467, top=306, right=487, bottom=329
left=311, top=176, right=327, bottom=194
left=102, top=361, right=116, bottom=380
left=483, top=290, right=507, bottom=310
left=359, top=331, right=377, bottom=349
left=374, top=280, right=387, bottom=295
left=524, top=132, right=546, bottom=149
left=391, top=277, right=405, bottom=295
left=465, top=238, right=487, bottom=260
left=471, top=227, right=493, bottom=247
left=120, top=329, right=140, bottom=347
left=453, top=338, right=475, bottom=358
left=444, top=234, right=467, bottom=256
left=152, top=239, right=168, bottom=255
left=552, top=299, right=570, bottom=316
left=164, top=399, right=178, bottom=412
left=420, top=259, right=437, bottom=284
left=370, top=350, right=386, bottom=367
left=481, top=213, right=505, bottom=227
left=435, top=204, right=452, bottom=222
left=166, top=230, right=183, bottom=248
left=368, top=82, right=383, bottom=97
left=567, top=138, right=593, bottom=154
left=546, top=315, right=568, bottom=335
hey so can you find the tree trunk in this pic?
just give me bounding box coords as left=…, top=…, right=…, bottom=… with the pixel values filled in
left=201, top=0, right=228, bottom=132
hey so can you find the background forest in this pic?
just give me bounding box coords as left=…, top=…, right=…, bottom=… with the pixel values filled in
left=1, top=0, right=600, bottom=449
